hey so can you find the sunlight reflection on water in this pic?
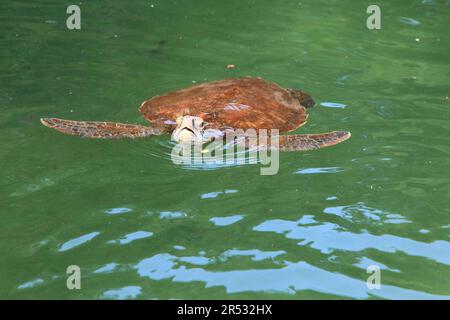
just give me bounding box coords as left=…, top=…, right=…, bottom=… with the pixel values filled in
left=59, top=232, right=100, bottom=252
left=133, top=252, right=449, bottom=299
left=108, top=231, right=153, bottom=245
left=295, top=167, right=344, bottom=174
left=253, top=218, right=450, bottom=265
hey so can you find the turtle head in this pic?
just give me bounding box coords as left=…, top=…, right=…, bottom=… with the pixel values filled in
left=171, top=115, right=206, bottom=143
left=288, top=89, right=316, bottom=108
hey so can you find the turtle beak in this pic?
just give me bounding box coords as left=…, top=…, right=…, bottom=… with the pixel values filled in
left=171, top=115, right=205, bottom=143
left=181, top=127, right=197, bottom=136
left=173, top=126, right=202, bottom=143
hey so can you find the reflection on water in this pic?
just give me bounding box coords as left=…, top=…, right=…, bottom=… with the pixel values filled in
left=323, top=202, right=412, bottom=224
left=105, top=207, right=133, bottom=215
left=133, top=252, right=448, bottom=299
left=295, top=167, right=344, bottom=174
left=108, top=231, right=153, bottom=245
left=201, top=189, right=238, bottom=199
left=399, top=17, right=421, bottom=26
left=320, top=102, right=347, bottom=109
left=17, top=278, right=44, bottom=290
left=94, top=263, right=118, bottom=274
left=135, top=139, right=261, bottom=171
left=220, top=249, right=285, bottom=262
left=159, top=211, right=187, bottom=219
left=178, top=256, right=212, bottom=266
left=254, top=216, right=450, bottom=265
left=210, top=215, right=244, bottom=226
left=102, top=286, right=142, bottom=299
left=59, top=232, right=101, bottom=252
left=25, top=200, right=448, bottom=299
left=353, top=257, right=400, bottom=273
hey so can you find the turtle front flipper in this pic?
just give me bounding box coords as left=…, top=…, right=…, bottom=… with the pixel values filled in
left=277, top=131, right=351, bottom=151
left=40, top=118, right=162, bottom=139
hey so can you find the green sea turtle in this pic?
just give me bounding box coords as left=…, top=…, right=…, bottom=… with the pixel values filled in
left=41, top=77, right=350, bottom=151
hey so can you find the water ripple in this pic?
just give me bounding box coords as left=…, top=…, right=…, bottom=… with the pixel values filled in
left=399, top=17, right=421, bottom=26
left=59, top=232, right=100, bottom=252
left=320, top=102, right=347, bottom=109
left=295, top=167, right=344, bottom=174
left=201, top=189, right=238, bottom=199
left=159, top=211, right=187, bottom=219
left=210, top=215, right=244, bottom=226
left=94, top=263, right=118, bottom=274
left=354, top=257, right=400, bottom=273
left=108, top=231, right=153, bottom=245
left=220, top=249, right=286, bottom=262
left=253, top=219, right=450, bottom=265
left=102, top=286, right=142, bottom=299
left=105, top=207, right=133, bottom=215
left=323, top=203, right=411, bottom=224
left=17, top=278, right=44, bottom=290
left=134, top=252, right=449, bottom=299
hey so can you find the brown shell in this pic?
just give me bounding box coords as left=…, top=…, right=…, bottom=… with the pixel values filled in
left=139, top=77, right=310, bottom=133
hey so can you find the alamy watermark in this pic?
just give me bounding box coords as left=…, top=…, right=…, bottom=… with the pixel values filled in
left=366, top=5, right=381, bottom=30
left=66, top=5, right=81, bottom=30
left=170, top=128, right=280, bottom=175
left=366, top=265, right=381, bottom=290
left=66, top=265, right=81, bottom=290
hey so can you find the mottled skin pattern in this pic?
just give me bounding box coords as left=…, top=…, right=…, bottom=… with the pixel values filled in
left=277, top=131, right=350, bottom=151
left=226, top=131, right=351, bottom=152
left=40, top=77, right=351, bottom=151
left=40, top=118, right=161, bottom=138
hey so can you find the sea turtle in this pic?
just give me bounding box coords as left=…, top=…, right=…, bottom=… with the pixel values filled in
left=41, top=77, right=350, bottom=151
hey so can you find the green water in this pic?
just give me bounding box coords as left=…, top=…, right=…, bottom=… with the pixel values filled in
left=1, top=0, right=450, bottom=299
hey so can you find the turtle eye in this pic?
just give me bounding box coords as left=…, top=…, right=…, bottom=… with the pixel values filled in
left=194, top=118, right=204, bottom=127
left=200, top=121, right=205, bottom=127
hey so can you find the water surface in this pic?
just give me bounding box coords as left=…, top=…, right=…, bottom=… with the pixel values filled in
left=1, top=0, right=449, bottom=299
